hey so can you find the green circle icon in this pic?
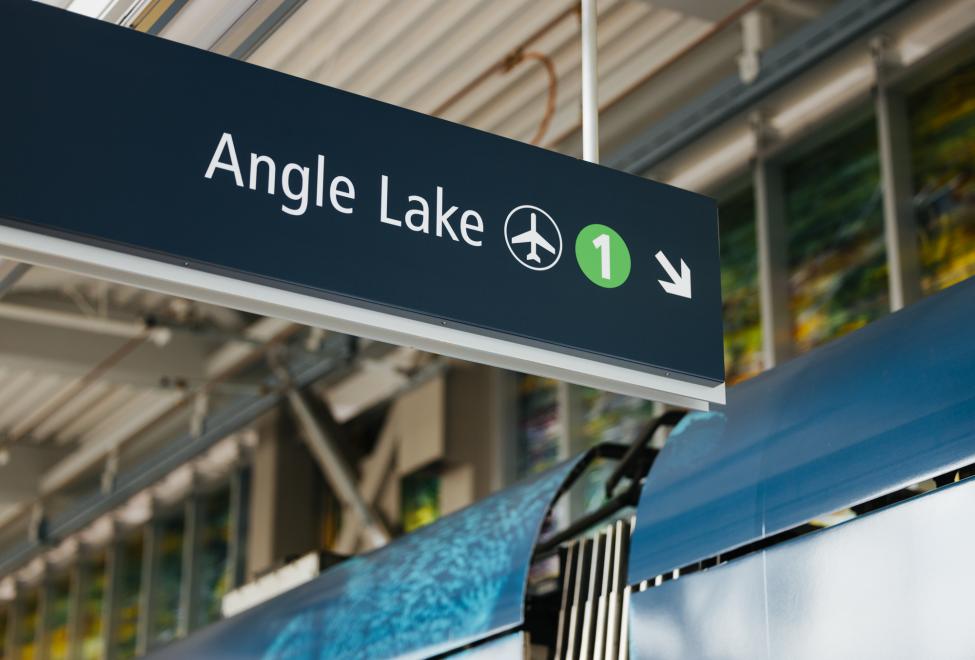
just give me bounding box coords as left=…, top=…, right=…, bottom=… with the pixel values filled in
left=575, top=224, right=631, bottom=288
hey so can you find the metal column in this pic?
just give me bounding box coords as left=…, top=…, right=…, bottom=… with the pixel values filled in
left=101, top=535, right=121, bottom=660
left=177, top=494, right=201, bottom=638
left=5, top=590, right=20, bottom=660
left=753, top=133, right=793, bottom=368
left=135, top=519, right=159, bottom=655
left=282, top=383, right=390, bottom=550
left=227, top=467, right=249, bottom=590
left=580, top=0, right=599, bottom=163
left=874, top=45, right=921, bottom=311
left=66, top=558, right=86, bottom=660
left=0, top=260, right=30, bottom=300
left=36, top=572, right=50, bottom=660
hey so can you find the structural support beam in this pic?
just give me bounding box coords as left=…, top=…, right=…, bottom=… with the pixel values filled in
left=67, top=559, right=85, bottom=660
left=608, top=0, right=917, bottom=174
left=135, top=519, right=158, bottom=656
left=0, top=350, right=346, bottom=579
left=177, top=493, right=201, bottom=638
left=37, top=571, right=50, bottom=660
left=874, top=44, right=921, bottom=311
left=0, top=302, right=170, bottom=346
left=0, top=316, right=209, bottom=390
left=282, top=383, right=390, bottom=550
left=227, top=467, right=249, bottom=590
left=738, top=8, right=773, bottom=84
left=101, top=534, right=121, bottom=660
left=5, top=590, right=20, bottom=660
left=753, top=139, right=793, bottom=368
left=0, top=260, right=29, bottom=300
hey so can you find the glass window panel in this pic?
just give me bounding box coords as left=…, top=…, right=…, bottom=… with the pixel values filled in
left=80, top=551, right=106, bottom=660
left=152, top=513, right=184, bottom=647
left=574, top=387, right=655, bottom=512
left=401, top=469, right=441, bottom=532
left=18, top=589, right=39, bottom=660
left=516, top=375, right=561, bottom=477
left=910, top=62, right=975, bottom=293
left=112, top=532, right=143, bottom=659
left=45, top=574, right=70, bottom=660
left=196, top=487, right=231, bottom=628
left=785, top=118, right=888, bottom=352
left=719, top=188, right=763, bottom=382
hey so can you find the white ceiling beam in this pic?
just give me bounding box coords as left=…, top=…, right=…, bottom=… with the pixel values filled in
left=158, top=0, right=257, bottom=50
left=0, top=316, right=211, bottom=388
left=766, top=0, right=830, bottom=21
left=0, top=260, right=30, bottom=299
left=270, top=0, right=392, bottom=81
left=498, top=13, right=705, bottom=144
left=390, top=0, right=550, bottom=112
left=355, top=0, right=487, bottom=100
left=205, top=316, right=293, bottom=378
left=0, top=373, right=65, bottom=433
left=324, top=0, right=440, bottom=92
left=468, top=0, right=639, bottom=137
left=40, top=390, right=183, bottom=496
left=638, top=0, right=741, bottom=22
left=0, top=301, right=170, bottom=345
left=247, top=0, right=346, bottom=71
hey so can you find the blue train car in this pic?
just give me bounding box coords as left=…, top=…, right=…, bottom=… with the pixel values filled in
left=154, top=276, right=975, bottom=659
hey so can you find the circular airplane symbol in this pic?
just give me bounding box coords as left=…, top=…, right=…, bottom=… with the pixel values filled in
left=503, top=205, right=563, bottom=271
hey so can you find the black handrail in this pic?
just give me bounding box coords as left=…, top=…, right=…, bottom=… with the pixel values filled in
left=603, top=410, right=685, bottom=499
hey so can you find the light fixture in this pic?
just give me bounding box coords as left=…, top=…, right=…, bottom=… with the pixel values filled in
left=67, top=0, right=114, bottom=19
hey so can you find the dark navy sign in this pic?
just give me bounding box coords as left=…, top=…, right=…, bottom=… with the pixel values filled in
left=0, top=1, right=724, bottom=400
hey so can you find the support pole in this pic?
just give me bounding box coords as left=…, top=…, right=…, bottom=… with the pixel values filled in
left=101, top=533, right=121, bottom=660
left=36, top=570, right=50, bottom=660
left=135, top=519, right=158, bottom=656
left=280, top=381, right=390, bottom=550
left=227, top=466, right=249, bottom=589
left=580, top=0, right=599, bottom=163
left=177, top=494, right=200, bottom=638
left=752, top=117, right=793, bottom=368
left=66, top=558, right=86, bottom=660
left=5, top=589, right=20, bottom=660
left=0, top=260, right=30, bottom=300
left=873, top=40, right=921, bottom=311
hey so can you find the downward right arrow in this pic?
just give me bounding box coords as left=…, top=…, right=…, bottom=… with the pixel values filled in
left=655, top=251, right=692, bottom=299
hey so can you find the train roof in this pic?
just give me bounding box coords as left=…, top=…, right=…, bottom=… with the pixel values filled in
left=628, top=276, right=975, bottom=583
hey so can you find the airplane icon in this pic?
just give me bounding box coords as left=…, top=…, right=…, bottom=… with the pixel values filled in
left=511, top=212, right=557, bottom=263
left=504, top=204, right=563, bottom=271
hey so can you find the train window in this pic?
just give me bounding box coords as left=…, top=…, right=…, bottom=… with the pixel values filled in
left=633, top=461, right=975, bottom=595
left=45, top=572, right=70, bottom=660
left=113, top=530, right=143, bottom=659
left=784, top=116, right=888, bottom=353
left=151, top=512, right=185, bottom=646
left=718, top=185, right=762, bottom=384
left=909, top=59, right=975, bottom=294
left=80, top=550, right=107, bottom=660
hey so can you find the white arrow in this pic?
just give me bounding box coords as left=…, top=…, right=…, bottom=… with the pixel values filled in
left=654, top=251, right=692, bottom=299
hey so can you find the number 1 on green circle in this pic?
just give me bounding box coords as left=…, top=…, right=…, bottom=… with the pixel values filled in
left=575, top=224, right=631, bottom=288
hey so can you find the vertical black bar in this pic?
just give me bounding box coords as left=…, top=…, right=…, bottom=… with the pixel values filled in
left=580, top=531, right=605, bottom=660
left=555, top=542, right=578, bottom=659
left=567, top=538, right=593, bottom=660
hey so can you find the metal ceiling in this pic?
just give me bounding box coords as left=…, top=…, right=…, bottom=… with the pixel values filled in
left=0, top=0, right=834, bottom=565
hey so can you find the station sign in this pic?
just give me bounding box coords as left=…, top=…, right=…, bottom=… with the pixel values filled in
left=0, top=1, right=724, bottom=408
